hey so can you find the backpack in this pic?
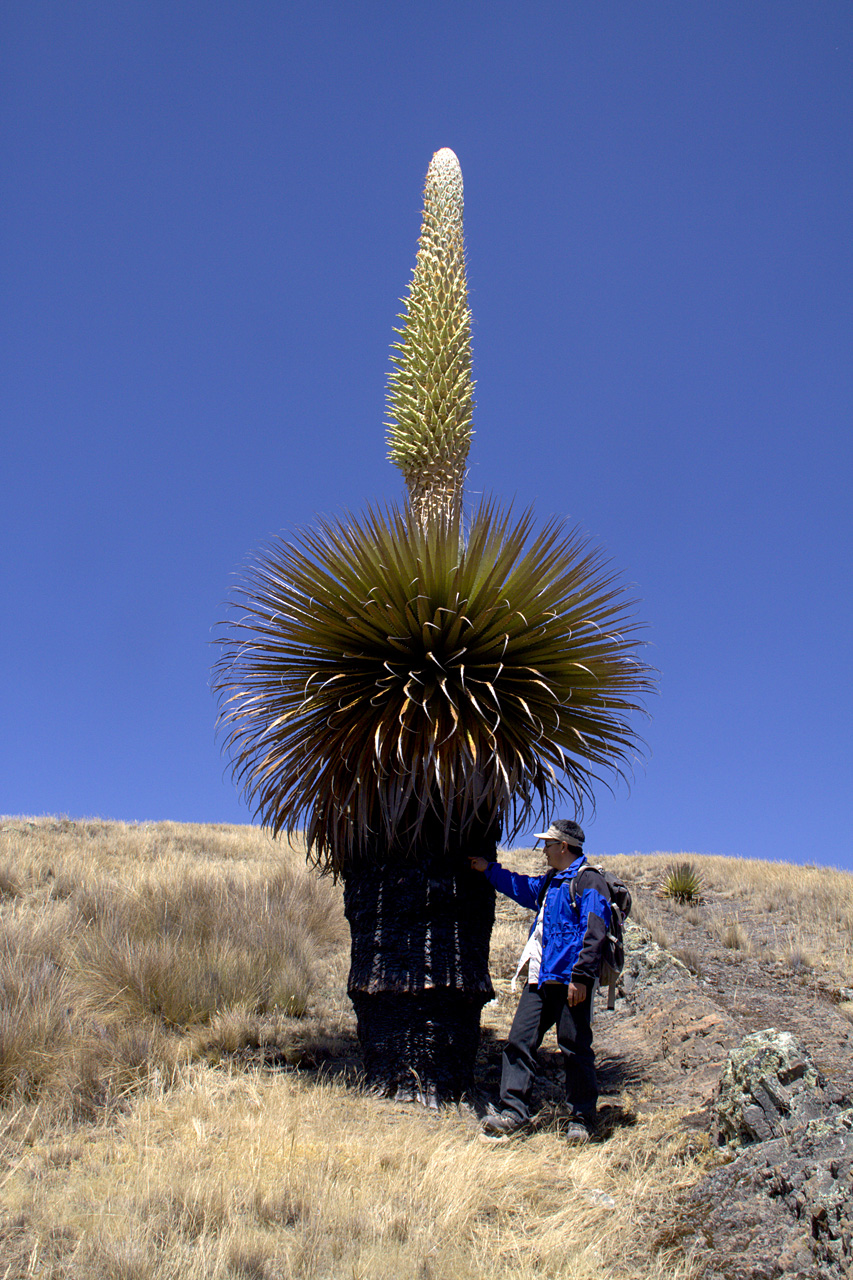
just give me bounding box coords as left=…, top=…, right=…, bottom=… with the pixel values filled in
left=538, top=862, right=632, bottom=1010
left=571, top=865, right=632, bottom=1010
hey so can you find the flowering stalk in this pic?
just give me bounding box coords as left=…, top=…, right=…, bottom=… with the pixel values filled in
left=386, top=148, right=474, bottom=528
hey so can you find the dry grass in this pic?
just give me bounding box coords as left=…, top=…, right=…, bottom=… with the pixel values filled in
left=712, top=916, right=750, bottom=952
left=673, top=946, right=703, bottom=978
left=10, top=823, right=850, bottom=1278
left=0, top=1063, right=705, bottom=1279
left=0, top=819, right=347, bottom=1120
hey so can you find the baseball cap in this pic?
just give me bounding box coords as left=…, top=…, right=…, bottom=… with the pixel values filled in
left=533, top=819, right=586, bottom=849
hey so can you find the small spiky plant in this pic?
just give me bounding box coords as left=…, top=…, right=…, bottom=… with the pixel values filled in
left=215, top=148, right=654, bottom=1100
left=661, top=860, right=704, bottom=904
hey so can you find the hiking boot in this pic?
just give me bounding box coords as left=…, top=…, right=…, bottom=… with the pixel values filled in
left=564, top=1113, right=595, bottom=1143
left=480, top=1110, right=528, bottom=1138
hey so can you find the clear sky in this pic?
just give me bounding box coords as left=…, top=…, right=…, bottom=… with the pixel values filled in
left=3, top=3, right=851, bottom=868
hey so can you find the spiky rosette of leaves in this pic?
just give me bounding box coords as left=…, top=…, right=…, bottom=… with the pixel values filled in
left=214, top=500, right=653, bottom=875
left=386, top=148, right=473, bottom=527
left=662, top=861, right=704, bottom=904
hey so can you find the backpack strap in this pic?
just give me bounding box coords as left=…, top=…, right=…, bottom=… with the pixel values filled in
left=567, top=858, right=591, bottom=911
left=536, top=868, right=557, bottom=908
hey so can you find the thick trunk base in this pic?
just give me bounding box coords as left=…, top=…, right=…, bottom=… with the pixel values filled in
left=343, top=853, right=496, bottom=1103
left=351, top=990, right=486, bottom=1104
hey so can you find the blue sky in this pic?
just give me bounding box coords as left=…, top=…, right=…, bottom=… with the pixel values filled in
left=3, top=3, right=851, bottom=867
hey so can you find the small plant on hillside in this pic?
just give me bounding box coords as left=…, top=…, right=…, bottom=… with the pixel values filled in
left=787, top=946, right=813, bottom=971
left=716, top=916, right=750, bottom=952
left=661, top=860, right=704, bottom=904
left=675, top=945, right=703, bottom=977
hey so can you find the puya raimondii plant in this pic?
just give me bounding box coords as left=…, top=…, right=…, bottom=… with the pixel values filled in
left=214, top=149, right=654, bottom=1101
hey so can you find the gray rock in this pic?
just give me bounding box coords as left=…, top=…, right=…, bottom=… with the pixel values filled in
left=679, top=1109, right=853, bottom=1279
left=673, top=1032, right=853, bottom=1277
left=714, top=1029, right=839, bottom=1149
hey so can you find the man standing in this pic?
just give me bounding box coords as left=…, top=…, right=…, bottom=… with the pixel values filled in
left=469, top=819, right=610, bottom=1139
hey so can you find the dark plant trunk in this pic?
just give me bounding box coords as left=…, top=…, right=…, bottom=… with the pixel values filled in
left=343, top=842, right=497, bottom=1104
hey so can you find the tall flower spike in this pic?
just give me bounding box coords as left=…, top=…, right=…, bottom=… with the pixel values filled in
left=386, top=148, right=474, bottom=528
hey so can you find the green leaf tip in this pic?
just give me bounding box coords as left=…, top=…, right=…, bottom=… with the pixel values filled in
left=386, top=148, right=474, bottom=528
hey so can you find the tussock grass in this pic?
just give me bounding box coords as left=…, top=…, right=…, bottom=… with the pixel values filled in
left=69, top=865, right=324, bottom=1024
left=714, top=916, right=750, bottom=952
left=674, top=946, right=703, bottom=977
left=0, top=819, right=346, bottom=1118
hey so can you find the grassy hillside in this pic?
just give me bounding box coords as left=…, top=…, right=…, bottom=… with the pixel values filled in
left=1, top=818, right=851, bottom=1278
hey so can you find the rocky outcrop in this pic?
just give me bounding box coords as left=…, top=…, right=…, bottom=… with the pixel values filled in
left=681, top=1111, right=853, bottom=1279
left=620, top=922, right=693, bottom=997
left=572, top=872, right=853, bottom=1279
left=598, top=924, right=742, bottom=1114
left=550, top=915, right=853, bottom=1277
left=714, top=1029, right=846, bottom=1148
left=676, top=1030, right=853, bottom=1279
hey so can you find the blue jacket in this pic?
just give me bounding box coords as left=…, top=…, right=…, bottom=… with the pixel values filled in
left=485, top=855, right=611, bottom=986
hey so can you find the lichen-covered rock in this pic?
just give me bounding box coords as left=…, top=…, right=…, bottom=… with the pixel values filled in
left=714, top=1029, right=847, bottom=1148
left=621, top=922, right=693, bottom=998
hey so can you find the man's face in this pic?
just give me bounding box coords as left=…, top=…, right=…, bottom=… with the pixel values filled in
left=543, top=838, right=574, bottom=870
